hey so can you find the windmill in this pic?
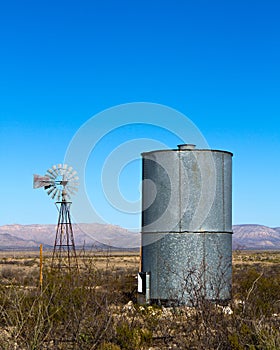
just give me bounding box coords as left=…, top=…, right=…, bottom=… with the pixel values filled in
left=33, top=164, right=79, bottom=271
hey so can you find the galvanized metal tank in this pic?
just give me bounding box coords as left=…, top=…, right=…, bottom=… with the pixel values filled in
left=139, top=144, right=233, bottom=305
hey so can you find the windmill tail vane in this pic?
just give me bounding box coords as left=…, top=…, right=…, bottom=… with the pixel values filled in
left=33, top=174, right=53, bottom=189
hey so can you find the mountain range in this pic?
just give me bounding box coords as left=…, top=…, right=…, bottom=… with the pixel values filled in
left=232, top=224, right=280, bottom=250
left=0, top=223, right=279, bottom=250
left=0, top=223, right=140, bottom=250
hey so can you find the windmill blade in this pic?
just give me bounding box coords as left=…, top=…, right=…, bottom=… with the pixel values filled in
left=58, top=167, right=65, bottom=176
left=51, top=188, right=58, bottom=200
left=52, top=164, right=60, bottom=174
left=60, top=166, right=68, bottom=177
left=66, top=192, right=74, bottom=199
left=46, top=185, right=56, bottom=196
left=51, top=164, right=58, bottom=172
left=66, top=187, right=78, bottom=196
left=67, top=174, right=79, bottom=182
left=68, top=170, right=77, bottom=178
left=63, top=164, right=73, bottom=179
left=69, top=176, right=79, bottom=182
left=50, top=166, right=60, bottom=178
left=46, top=185, right=55, bottom=195
left=67, top=179, right=79, bottom=187
left=67, top=184, right=78, bottom=192
left=65, top=180, right=77, bottom=190
left=46, top=168, right=56, bottom=179
left=66, top=190, right=77, bottom=199
left=67, top=181, right=79, bottom=189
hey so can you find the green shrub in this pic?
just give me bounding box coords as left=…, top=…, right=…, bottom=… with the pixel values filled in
left=98, top=342, right=121, bottom=350
left=116, top=323, right=152, bottom=350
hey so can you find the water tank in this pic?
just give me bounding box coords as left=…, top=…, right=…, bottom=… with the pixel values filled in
left=139, top=144, right=233, bottom=305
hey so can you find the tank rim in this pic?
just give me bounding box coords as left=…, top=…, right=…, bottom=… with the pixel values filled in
left=141, top=149, right=233, bottom=156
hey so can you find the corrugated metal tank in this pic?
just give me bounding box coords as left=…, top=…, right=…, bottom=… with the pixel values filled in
left=140, top=144, right=233, bottom=305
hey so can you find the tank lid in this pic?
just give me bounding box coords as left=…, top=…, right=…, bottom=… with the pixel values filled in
left=178, top=144, right=196, bottom=150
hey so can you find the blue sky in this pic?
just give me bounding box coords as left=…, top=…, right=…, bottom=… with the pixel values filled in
left=0, top=0, right=279, bottom=228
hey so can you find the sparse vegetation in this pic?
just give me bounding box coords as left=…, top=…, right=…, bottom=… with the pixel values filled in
left=0, top=250, right=279, bottom=349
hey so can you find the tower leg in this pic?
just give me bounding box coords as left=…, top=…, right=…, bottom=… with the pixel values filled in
left=51, top=200, right=79, bottom=271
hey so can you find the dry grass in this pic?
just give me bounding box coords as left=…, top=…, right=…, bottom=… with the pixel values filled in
left=233, top=250, right=280, bottom=264
left=0, top=249, right=279, bottom=349
left=1, top=249, right=280, bottom=281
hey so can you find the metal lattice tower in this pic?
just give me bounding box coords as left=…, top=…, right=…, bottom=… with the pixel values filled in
left=52, top=189, right=78, bottom=270
left=33, top=164, right=79, bottom=272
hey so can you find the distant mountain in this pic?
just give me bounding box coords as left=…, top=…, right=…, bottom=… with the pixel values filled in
left=0, top=224, right=279, bottom=250
left=0, top=224, right=140, bottom=250
left=0, top=233, right=42, bottom=250
left=232, top=224, right=280, bottom=250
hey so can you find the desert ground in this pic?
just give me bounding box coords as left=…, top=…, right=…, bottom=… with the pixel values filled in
left=0, top=250, right=279, bottom=349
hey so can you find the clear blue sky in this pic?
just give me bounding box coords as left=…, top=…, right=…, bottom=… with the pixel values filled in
left=0, top=0, right=279, bottom=228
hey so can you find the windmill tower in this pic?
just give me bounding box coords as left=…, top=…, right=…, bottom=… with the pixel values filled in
left=33, top=164, right=79, bottom=271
